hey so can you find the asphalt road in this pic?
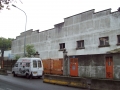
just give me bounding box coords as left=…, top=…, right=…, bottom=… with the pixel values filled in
left=0, top=74, right=88, bottom=90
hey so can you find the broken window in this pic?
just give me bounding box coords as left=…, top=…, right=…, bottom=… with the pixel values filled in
left=99, top=37, right=109, bottom=46
left=77, top=40, right=84, bottom=48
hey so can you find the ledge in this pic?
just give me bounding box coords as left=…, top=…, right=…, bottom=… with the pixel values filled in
left=58, top=49, right=64, bottom=51
left=116, top=43, right=120, bottom=46
left=76, top=47, right=85, bottom=50
left=98, top=45, right=110, bottom=48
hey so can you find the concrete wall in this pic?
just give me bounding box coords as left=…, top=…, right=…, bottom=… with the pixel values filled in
left=69, top=53, right=120, bottom=79
left=12, top=9, right=120, bottom=59
left=43, top=74, right=120, bottom=90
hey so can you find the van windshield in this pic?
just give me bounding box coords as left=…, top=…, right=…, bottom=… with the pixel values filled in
left=33, top=60, right=37, bottom=68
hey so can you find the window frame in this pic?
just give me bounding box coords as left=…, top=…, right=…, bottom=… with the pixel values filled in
left=38, top=61, right=42, bottom=68
left=117, top=35, right=120, bottom=45
left=98, top=36, right=110, bottom=47
left=33, top=60, right=37, bottom=68
left=76, top=40, right=85, bottom=50
left=59, top=43, right=65, bottom=51
left=26, top=63, right=30, bottom=67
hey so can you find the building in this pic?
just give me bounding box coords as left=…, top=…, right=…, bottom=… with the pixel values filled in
left=12, top=8, right=120, bottom=79
left=0, top=50, right=12, bottom=60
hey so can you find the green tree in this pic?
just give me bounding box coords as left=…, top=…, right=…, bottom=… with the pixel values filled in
left=25, top=45, right=36, bottom=57
left=0, top=0, right=22, bottom=10
left=15, top=54, right=20, bottom=60
left=0, top=37, right=13, bottom=59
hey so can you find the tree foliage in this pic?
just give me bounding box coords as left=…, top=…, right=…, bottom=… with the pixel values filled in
left=25, top=45, right=36, bottom=57
left=0, top=0, right=12, bottom=10
left=0, top=0, right=22, bottom=10
left=0, top=37, right=13, bottom=58
left=15, top=54, right=20, bottom=60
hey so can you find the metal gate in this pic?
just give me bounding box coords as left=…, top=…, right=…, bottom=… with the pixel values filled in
left=70, top=58, right=78, bottom=76
left=106, top=57, right=113, bottom=79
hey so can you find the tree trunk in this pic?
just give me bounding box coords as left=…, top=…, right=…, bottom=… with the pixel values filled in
left=1, top=49, right=4, bottom=69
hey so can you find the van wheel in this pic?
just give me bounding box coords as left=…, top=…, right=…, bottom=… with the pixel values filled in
left=29, top=73, right=33, bottom=79
left=26, top=73, right=30, bottom=79
left=13, top=72, right=16, bottom=77
left=38, top=76, right=42, bottom=79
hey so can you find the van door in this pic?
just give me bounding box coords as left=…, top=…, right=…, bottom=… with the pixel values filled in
left=32, top=60, right=38, bottom=75
left=14, top=63, right=19, bottom=74
left=37, top=60, right=43, bottom=76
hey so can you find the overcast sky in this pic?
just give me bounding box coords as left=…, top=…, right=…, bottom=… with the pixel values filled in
left=0, top=0, right=120, bottom=39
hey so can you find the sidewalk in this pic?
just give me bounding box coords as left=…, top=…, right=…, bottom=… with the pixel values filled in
left=7, top=70, right=12, bottom=74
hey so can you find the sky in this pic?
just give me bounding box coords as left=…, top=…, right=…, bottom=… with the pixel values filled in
left=0, top=0, right=120, bottom=39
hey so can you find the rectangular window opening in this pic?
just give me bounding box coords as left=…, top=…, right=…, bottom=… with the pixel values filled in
left=33, top=60, right=37, bottom=68
left=76, top=40, right=85, bottom=49
left=59, top=43, right=65, bottom=50
left=117, top=35, right=120, bottom=44
left=99, top=37, right=109, bottom=47
left=38, top=61, right=42, bottom=67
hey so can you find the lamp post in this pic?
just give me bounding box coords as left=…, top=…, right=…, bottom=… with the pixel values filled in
left=12, top=4, right=27, bottom=57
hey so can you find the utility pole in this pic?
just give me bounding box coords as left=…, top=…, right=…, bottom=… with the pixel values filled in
left=12, top=4, right=27, bottom=57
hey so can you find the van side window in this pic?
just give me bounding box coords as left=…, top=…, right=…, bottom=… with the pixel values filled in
left=14, top=63, right=18, bottom=67
left=26, top=63, right=30, bottom=67
left=20, top=63, right=22, bottom=65
left=33, top=60, right=37, bottom=68
left=38, top=61, right=41, bottom=67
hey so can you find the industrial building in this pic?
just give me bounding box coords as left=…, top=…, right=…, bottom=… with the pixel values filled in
left=12, top=8, right=120, bottom=79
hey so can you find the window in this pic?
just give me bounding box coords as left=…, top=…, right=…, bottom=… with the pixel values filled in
left=76, top=40, right=85, bottom=49
left=33, top=60, right=37, bottom=68
left=38, top=61, right=42, bottom=68
left=99, top=37, right=109, bottom=47
left=26, top=63, right=30, bottom=67
left=59, top=43, right=65, bottom=50
left=117, top=35, right=120, bottom=45
left=14, top=63, right=18, bottom=67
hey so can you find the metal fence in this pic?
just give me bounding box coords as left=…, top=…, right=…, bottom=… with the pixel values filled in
left=3, top=60, right=17, bottom=70
left=42, top=58, right=63, bottom=75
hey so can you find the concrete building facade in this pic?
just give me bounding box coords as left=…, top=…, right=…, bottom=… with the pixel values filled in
left=12, top=8, right=120, bottom=79
left=12, top=8, right=120, bottom=59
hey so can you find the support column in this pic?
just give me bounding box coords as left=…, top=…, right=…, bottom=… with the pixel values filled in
left=63, top=48, right=68, bottom=76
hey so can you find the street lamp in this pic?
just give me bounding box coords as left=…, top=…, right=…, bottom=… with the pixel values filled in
left=12, top=4, right=27, bottom=57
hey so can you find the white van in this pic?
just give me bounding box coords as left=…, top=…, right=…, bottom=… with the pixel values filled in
left=12, top=57, right=43, bottom=79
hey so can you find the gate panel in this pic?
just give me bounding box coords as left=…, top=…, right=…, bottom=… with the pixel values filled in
left=106, top=57, right=113, bottom=79
left=70, top=58, right=78, bottom=76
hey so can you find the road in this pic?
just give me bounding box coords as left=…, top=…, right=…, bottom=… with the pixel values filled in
left=0, top=74, right=88, bottom=90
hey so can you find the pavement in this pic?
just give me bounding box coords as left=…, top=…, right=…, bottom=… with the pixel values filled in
left=7, top=70, right=12, bottom=74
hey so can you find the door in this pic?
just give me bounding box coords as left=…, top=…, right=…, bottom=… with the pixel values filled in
left=37, top=60, right=43, bottom=76
left=70, top=58, right=78, bottom=76
left=13, top=63, right=19, bottom=74
left=106, top=57, right=113, bottom=79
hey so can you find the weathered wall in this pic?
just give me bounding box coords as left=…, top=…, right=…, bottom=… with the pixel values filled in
left=12, top=9, right=120, bottom=60
left=77, top=55, right=105, bottom=78
left=69, top=53, right=120, bottom=79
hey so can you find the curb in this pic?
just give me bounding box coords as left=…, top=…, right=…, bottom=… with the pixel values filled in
left=0, top=69, right=8, bottom=75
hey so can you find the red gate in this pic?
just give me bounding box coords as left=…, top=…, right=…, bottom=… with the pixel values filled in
left=70, top=58, right=78, bottom=76
left=106, top=57, right=113, bottom=79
